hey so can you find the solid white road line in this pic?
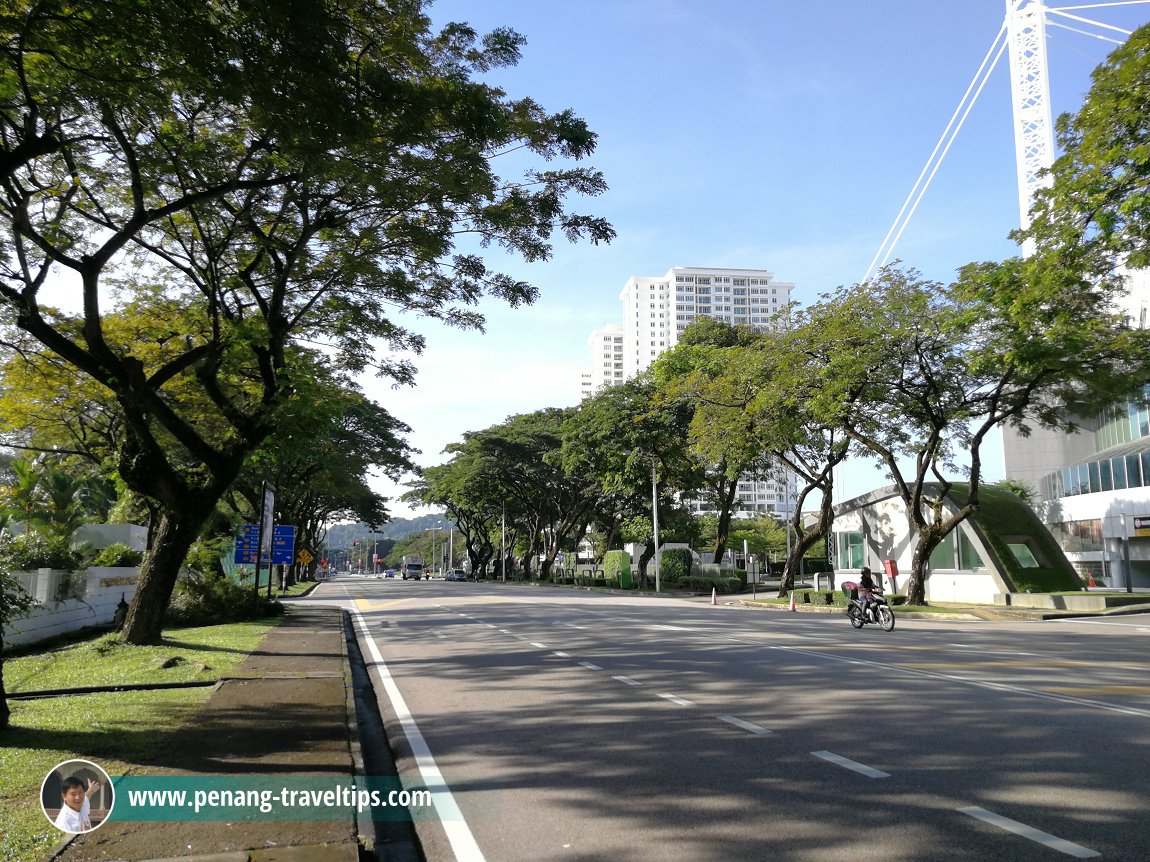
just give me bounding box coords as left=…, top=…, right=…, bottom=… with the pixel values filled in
left=658, top=693, right=695, bottom=707
left=716, top=715, right=772, bottom=735
left=579, top=662, right=603, bottom=671
left=958, top=806, right=1100, bottom=858
left=811, top=750, right=890, bottom=779
left=352, top=609, right=485, bottom=861
left=613, top=675, right=642, bottom=686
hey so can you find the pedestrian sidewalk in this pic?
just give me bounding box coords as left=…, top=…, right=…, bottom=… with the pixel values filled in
left=49, top=605, right=363, bottom=862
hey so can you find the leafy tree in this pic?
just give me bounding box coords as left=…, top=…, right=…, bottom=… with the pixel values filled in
left=1020, top=23, right=1150, bottom=278
left=0, top=1, right=612, bottom=642
left=656, top=320, right=848, bottom=593
left=651, top=319, right=771, bottom=563
left=230, top=354, right=414, bottom=583
left=410, top=454, right=505, bottom=578
left=562, top=375, right=699, bottom=587
left=0, top=564, right=35, bottom=730
left=816, top=264, right=1150, bottom=604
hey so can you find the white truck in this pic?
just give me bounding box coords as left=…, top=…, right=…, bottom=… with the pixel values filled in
left=401, top=555, right=425, bottom=580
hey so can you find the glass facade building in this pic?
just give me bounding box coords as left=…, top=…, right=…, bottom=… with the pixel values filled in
left=1039, top=388, right=1150, bottom=501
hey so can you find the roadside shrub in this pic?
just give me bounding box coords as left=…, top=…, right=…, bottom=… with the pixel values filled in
left=167, top=570, right=281, bottom=626
left=680, top=575, right=742, bottom=594
left=603, top=550, right=631, bottom=582
left=0, top=533, right=81, bottom=572
left=660, top=548, right=692, bottom=584
left=89, top=543, right=144, bottom=567
left=795, top=589, right=846, bottom=607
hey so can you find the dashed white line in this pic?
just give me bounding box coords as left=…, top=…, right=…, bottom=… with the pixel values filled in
left=613, top=675, right=642, bottom=686
left=579, top=662, right=603, bottom=671
left=811, top=750, right=889, bottom=778
left=958, top=806, right=1100, bottom=858
left=529, top=642, right=548, bottom=649
left=658, top=693, right=695, bottom=707
left=552, top=651, right=571, bottom=658
left=716, top=715, right=772, bottom=735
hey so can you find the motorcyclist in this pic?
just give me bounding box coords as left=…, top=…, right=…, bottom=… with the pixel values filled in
left=858, top=566, right=878, bottom=620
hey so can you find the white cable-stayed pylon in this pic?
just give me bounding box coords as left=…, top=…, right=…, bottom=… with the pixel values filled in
left=860, top=22, right=1008, bottom=285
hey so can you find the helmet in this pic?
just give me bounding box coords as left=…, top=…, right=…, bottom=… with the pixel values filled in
left=860, top=566, right=871, bottom=576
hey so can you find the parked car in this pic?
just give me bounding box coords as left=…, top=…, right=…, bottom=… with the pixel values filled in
left=445, top=569, right=468, bottom=581
left=383, top=569, right=397, bottom=578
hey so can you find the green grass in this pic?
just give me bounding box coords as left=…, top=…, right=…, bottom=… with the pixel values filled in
left=0, top=619, right=277, bottom=862
left=5, top=619, right=277, bottom=693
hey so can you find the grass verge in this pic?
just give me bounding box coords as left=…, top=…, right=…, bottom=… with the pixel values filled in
left=0, top=618, right=278, bottom=862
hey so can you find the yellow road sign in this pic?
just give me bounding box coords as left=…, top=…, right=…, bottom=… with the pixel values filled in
left=297, top=549, right=313, bottom=565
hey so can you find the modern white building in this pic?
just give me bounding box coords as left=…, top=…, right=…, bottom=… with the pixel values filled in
left=1003, top=269, right=1150, bottom=588
left=584, top=265, right=796, bottom=519
left=580, top=323, right=626, bottom=399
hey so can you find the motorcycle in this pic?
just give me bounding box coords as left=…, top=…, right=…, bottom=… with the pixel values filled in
left=843, top=583, right=895, bottom=631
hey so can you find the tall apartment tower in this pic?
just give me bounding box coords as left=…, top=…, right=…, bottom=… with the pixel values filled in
left=620, top=266, right=793, bottom=378
left=580, top=324, right=626, bottom=399
left=584, top=265, right=796, bottom=520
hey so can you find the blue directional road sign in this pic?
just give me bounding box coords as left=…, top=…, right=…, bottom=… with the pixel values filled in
left=233, top=524, right=260, bottom=565
left=271, top=525, right=296, bottom=565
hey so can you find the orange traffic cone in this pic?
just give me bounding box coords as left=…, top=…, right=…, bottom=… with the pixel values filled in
left=789, top=591, right=796, bottom=612
left=1088, top=575, right=1096, bottom=588
left=711, top=587, right=718, bottom=605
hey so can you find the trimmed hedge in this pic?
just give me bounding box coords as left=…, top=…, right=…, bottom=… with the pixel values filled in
left=603, top=550, right=629, bottom=580
left=681, top=575, right=742, bottom=594
left=793, top=589, right=907, bottom=607
left=660, top=548, right=693, bottom=583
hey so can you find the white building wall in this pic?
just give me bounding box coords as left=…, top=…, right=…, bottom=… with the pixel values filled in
left=832, top=492, right=1012, bottom=603
left=1041, top=485, right=1150, bottom=589
left=7, top=567, right=138, bottom=646
left=583, top=323, right=626, bottom=397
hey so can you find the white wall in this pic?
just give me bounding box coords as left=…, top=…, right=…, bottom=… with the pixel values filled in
left=6, top=567, right=138, bottom=647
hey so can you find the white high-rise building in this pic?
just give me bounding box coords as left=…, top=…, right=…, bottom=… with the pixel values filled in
left=619, top=266, right=794, bottom=377
left=580, top=324, right=626, bottom=399
left=584, top=265, right=797, bottom=519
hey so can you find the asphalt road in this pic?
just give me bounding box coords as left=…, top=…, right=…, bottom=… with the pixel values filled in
left=305, top=576, right=1150, bottom=862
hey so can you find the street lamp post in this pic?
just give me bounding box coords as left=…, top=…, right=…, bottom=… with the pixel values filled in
left=652, top=457, right=660, bottom=593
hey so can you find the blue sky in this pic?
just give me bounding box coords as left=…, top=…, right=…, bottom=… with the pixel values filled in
left=367, top=0, right=1150, bottom=516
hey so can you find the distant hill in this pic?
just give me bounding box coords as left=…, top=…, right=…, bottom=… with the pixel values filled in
left=325, top=513, right=451, bottom=549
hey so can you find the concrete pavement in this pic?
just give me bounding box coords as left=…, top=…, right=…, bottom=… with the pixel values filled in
left=46, top=603, right=418, bottom=862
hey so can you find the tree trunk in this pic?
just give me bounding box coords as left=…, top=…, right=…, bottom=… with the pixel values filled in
left=779, top=530, right=824, bottom=598
left=121, top=506, right=214, bottom=645
left=637, top=539, right=654, bottom=589
left=711, top=478, right=739, bottom=563
left=906, top=532, right=940, bottom=606
left=0, top=626, right=9, bottom=731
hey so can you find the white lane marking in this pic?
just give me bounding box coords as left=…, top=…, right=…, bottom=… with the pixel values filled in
left=498, top=629, right=511, bottom=634
left=352, top=610, right=485, bottom=861
left=651, top=624, right=693, bottom=631
left=716, top=715, right=772, bottom=735
left=658, top=693, right=695, bottom=707
left=613, top=675, right=642, bottom=686
left=775, top=645, right=1150, bottom=719
left=958, top=806, right=1100, bottom=858
left=486, top=624, right=498, bottom=629
left=579, top=662, right=603, bottom=671
left=552, top=651, right=571, bottom=658
left=811, top=750, right=889, bottom=779
left=529, top=642, right=548, bottom=649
